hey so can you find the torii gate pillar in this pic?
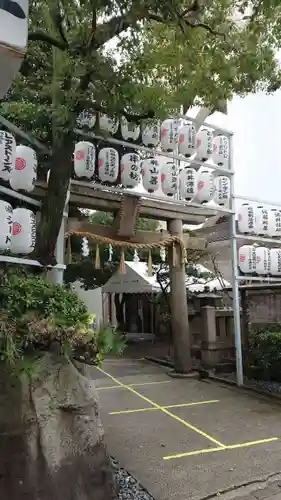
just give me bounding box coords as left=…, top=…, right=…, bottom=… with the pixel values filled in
left=168, top=219, right=192, bottom=373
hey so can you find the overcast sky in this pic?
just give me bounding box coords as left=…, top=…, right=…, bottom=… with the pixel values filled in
left=136, top=93, right=281, bottom=207
left=225, top=92, right=281, bottom=205
left=105, top=29, right=281, bottom=208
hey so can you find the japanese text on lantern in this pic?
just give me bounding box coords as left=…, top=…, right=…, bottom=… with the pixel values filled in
left=149, top=159, right=159, bottom=185
left=248, top=206, right=254, bottom=230
left=129, top=154, right=139, bottom=181
left=218, top=177, right=228, bottom=200
left=186, top=171, right=195, bottom=194
left=262, top=209, right=268, bottom=233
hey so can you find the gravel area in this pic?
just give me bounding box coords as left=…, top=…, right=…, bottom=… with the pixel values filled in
left=218, top=372, right=281, bottom=395
left=111, top=457, right=155, bottom=500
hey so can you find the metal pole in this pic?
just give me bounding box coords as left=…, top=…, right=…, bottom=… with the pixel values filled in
left=229, top=135, right=243, bottom=386
left=53, top=217, right=66, bottom=285
left=46, top=186, right=69, bottom=285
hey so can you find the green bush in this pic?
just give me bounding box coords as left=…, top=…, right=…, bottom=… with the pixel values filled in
left=0, top=273, right=88, bottom=326
left=247, top=326, right=281, bottom=381
left=0, top=271, right=125, bottom=368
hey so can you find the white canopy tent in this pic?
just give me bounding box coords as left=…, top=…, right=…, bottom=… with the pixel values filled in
left=102, top=260, right=230, bottom=339
left=102, top=261, right=161, bottom=295
left=102, top=260, right=230, bottom=295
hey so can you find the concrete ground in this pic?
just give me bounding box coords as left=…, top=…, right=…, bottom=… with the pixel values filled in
left=93, top=358, right=281, bottom=500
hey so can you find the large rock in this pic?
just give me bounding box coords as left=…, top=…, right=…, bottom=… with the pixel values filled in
left=0, top=353, right=117, bottom=499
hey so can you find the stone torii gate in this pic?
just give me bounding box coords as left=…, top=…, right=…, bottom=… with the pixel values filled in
left=0, top=106, right=227, bottom=373
left=33, top=178, right=213, bottom=373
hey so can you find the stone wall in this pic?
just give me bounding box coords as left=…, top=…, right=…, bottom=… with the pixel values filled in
left=123, top=288, right=281, bottom=368
left=247, top=288, right=281, bottom=327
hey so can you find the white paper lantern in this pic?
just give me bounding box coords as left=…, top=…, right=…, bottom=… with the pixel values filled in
left=0, top=131, right=16, bottom=181
left=74, top=141, right=95, bottom=179
left=255, top=246, right=269, bottom=275
left=98, top=147, right=119, bottom=183
left=196, top=169, right=214, bottom=203
left=270, top=248, right=281, bottom=275
left=141, top=158, right=160, bottom=193
left=76, top=109, right=96, bottom=129
left=213, top=176, right=230, bottom=207
left=121, top=117, right=140, bottom=142
left=0, top=200, right=12, bottom=250
left=237, top=203, right=255, bottom=234
left=0, top=0, right=28, bottom=99
left=9, top=145, right=37, bottom=192
left=179, top=167, right=197, bottom=200
left=121, top=152, right=141, bottom=188
left=161, top=161, right=178, bottom=197
left=238, top=245, right=256, bottom=274
left=255, top=206, right=269, bottom=236
left=267, top=209, right=281, bottom=238
left=10, top=208, right=36, bottom=255
left=212, top=135, right=229, bottom=168
left=196, top=128, right=213, bottom=161
left=160, top=119, right=179, bottom=152
left=178, top=123, right=196, bottom=157
left=99, top=114, right=119, bottom=134
left=142, top=122, right=160, bottom=147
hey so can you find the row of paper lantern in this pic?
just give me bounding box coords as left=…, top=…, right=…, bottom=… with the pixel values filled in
left=239, top=245, right=281, bottom=276
left=75, top=118, right=229, bottom=165
left=237, top=203, right=281, bottom=238
left=0, top=201, right=36, bottom=254
left=0, top=131, right=37, bottom=192
left=74, top=142, right=230, bottom=204
left=0, top=129, right=229, bottom=198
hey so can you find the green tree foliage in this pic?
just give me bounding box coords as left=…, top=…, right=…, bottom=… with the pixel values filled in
left=247, top=326, right=281, bottom=382
left=2, top=0, right=281, bottom=264
left=89, top=211, right=159, bottom=231
left=0, top=269, right=125, bottom=367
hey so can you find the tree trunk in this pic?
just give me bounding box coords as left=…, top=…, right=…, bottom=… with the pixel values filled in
left=32, top=136, right=73, bottom=266
left=0, top=354, right=117, bottom=500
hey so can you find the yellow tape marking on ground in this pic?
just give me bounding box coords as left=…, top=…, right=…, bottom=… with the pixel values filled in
left=97, top=385, right=122, bottom=391
left=163, top=437, right=279, bottom=460
left=227, top=438, right=279, bottom=450
left=130, top=381, right=171, bottom=387
left=110, top=407, right=156, bottom=415
left=109, top=400, right=220, bottom=415
left=97, top=380, right=171, bottom=391
left=96, top=367, right=225, bottom=448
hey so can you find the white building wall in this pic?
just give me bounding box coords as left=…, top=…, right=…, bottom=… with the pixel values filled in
left=72, top=281, right=103, bottom=325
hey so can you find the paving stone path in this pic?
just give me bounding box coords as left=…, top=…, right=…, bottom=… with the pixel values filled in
left=94, top=358, right=281, bottom=500
left=230, top=480, right=281, bottom=500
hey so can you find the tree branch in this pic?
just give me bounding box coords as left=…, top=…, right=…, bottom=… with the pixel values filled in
left=28, top=31, right=68, bottom=50
left=185, top=20, right=225, bottom=37
left=149, top=1, right=224, bottom=38
left=93, top=102, right=155, bottom=123
left=181, top=0, right=201, bottom=18
left=77, top=9, right=140, bottom=90
left=76, top=99, right=155, bottom=123
left=93, top=9, right=141, bottom=49
left=91, top=0, right=96, bottom=31
left=52, top=3, right=69, bottom=45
